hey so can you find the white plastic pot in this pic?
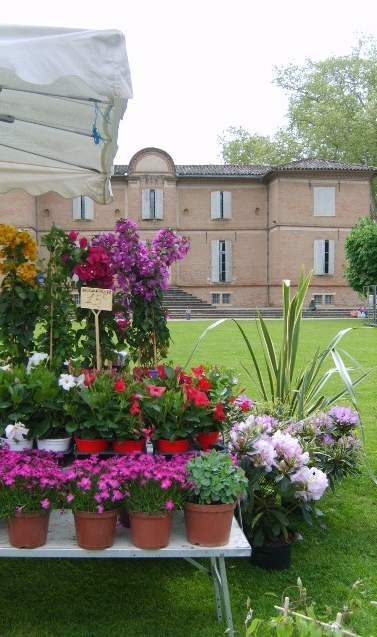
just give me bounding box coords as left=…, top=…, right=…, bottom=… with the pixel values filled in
left=1, top=438, right=33, bottom=451
left=37, top=437, right=71, bottom=452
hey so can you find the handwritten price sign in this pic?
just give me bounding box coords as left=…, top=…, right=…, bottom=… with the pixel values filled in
left=80, top=287, right=113, bottom=312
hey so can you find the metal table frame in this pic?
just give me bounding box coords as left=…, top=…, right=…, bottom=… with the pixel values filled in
left=0, top=511, right=251, bottom=636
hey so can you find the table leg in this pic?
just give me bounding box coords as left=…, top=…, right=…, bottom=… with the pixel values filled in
left=210, top=557, right=223, bottom=622
left=218, top=556, right=234, bottom=637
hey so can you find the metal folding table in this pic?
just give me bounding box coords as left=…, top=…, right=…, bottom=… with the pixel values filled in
left=0, top=511, right=251, bottom=636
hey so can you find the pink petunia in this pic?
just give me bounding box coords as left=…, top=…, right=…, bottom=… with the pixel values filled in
left=147, top=385, right=166, bottom=398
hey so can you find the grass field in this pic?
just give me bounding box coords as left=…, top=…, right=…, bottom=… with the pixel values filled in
left=0, top=319, right=376, bottom=636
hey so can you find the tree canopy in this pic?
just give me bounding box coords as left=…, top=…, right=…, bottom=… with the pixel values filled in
left=344, top=218, right=377, bottom=295
left=220, top=37, right=377, bottom=172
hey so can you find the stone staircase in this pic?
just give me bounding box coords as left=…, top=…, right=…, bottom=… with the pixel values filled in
left=163, top=288, right=353, bottom=319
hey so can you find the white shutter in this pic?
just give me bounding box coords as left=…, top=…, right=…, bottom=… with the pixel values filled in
left=223, top=191, right=232, bottom=219
left=83, top=196, right=94, bottom=220
left=314, top=240, right=325, bottom=275
left=225, top=240, right=232, bottom=282
left=314, top=187, right=335, bottom=216
left=211, top=240, right=220, bottom=282
left=211, top=191, right=221, bottom=219
left=142, top=189, right=151, bottom=219
left=328, top=240, right=335, bottom=275
left=72, top=197, right=82, bottom=220
left=155, top=189, right=164, bottom=219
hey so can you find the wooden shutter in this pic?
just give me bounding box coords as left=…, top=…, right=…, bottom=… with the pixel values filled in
left=72, top=197, right=82, bottom=220
left=83, top=197, right=94, bottom=220
left=211, top=240, right=220, bottom=282
left=314, top=187, right=335, bottom=216
left=328, top=240, right=335, bottom=275
left=211, top=191, right=221, bottom=219
left=155, top=189, right=164, bottom=219
left=314, top=240, right=325, bottom=274
left=223, top=191, right=232, bottom=219
left=142, top=189, right=151, bottom=219
left=225, top=240, right=232, bottom=282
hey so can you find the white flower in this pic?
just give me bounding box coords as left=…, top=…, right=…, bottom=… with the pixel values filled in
left=5, top=422, right=29, bottom=441
left=0, top=364, right=11, bottom=372
left=75, top=374, right=86, bottom=388
left=291, top=466, right=329, bottom=501
left=27, top=352, right=48, bottom=374
left=58, top=373, right=76, bottom=391
left=252, top=438, right=277, bottom=472
left=272, top=430, right=309, bottom=469
left=72, top=274, right=80, bottom=284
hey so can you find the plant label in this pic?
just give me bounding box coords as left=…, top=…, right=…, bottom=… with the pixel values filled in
left=80, top=287, right=113, bottom=311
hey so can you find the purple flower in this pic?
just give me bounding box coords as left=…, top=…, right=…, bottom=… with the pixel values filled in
left=165, top=500, right=175, bottom=511
left=40, top=498, right=50, bottom=510
left=329, top=407, right=359, bottom=428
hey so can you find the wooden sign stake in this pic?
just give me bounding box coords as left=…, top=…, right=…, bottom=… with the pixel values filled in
left=92, top=309, right=102, bottom=371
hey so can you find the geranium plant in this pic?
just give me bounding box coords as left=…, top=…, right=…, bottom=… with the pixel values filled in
left=0, top=448, right=64, bottom=518
left=185, top=450, right=248, bottom=505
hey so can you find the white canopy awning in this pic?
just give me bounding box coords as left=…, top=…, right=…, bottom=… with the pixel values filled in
left=0, top=26, right=133, bottom=203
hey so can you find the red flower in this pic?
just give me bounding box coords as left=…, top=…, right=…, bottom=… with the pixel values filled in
left=178, top=372, right=192, bottom=385
left=191, top=365, right=205, bottom=378
left=117, top=318, right=128, bottom=330
left=130, top=402, right=141, bottom=416
left=197, top=378, right=212, bottom=392
left=213, top=403, right=226, bottom=422
left=83, top=370, right=97, bottom=387
left=157, top=365, right=167, bottom=380
left=185, top=385, right=210, bottom=408
left=147, top=385, right=166, bottom=398
left=68, top=230, right=79, bottom=242
left=114, top=379, right=126, bottom=393
left=79, top=237, right=88, bottom=249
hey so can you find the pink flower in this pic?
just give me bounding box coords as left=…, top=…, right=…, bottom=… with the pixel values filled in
left=165, top=500, right=175, bottom=511
left=114, top=379, right=126, bottom=393
left=97, top=505, right=104, bottom=514
left=147, top=385, right=166, bottom=398
left=161, top=478, right=171, bottom=490
left=130, top=402, right=141, bottom=416
left=40, top=498, right=50, bottom=510
left=68, top=230, right=79, bottom=242
left=79, top=237, right=88, bottom=249
left=66, top=494, right=74, bottom=503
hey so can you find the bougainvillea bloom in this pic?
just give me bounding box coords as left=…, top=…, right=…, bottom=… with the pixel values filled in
left=68, top=230, right=79, bottom=242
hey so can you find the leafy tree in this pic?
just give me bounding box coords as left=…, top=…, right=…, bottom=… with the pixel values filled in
left=345, top=217, right=377, bottom=295
left=220, top=36, right=377, bottom=189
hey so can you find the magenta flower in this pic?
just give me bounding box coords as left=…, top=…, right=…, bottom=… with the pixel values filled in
left=40, top=498, right=50, bottom=510
left=165, top=500, right=175, bottom=511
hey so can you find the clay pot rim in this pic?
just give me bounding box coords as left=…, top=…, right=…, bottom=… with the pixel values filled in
left=13, top=510, right=50, bottom=519
left=185, top=502, right=236, bottom=513
left=74, top=510, right=117, bottom=519
left=129, top=511, right=172, bottom=520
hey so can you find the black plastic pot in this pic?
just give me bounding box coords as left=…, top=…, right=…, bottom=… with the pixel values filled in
left=251, top=541, right=292, bottom=571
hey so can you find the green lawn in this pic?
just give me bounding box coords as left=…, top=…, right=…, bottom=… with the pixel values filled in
left=0, top=319, right=376, bottom=636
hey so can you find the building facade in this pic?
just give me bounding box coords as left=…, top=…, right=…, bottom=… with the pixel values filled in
left=1, top=147, right=375, bottom=307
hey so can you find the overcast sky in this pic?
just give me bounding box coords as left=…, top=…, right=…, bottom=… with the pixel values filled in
left=3, top=0, right=377, bottom=164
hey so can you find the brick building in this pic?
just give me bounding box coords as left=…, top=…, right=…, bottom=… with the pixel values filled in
left=1, top=147, right=375, bottom=308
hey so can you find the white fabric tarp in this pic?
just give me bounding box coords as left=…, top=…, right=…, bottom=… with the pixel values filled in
left=0, top=26, right=133, bottom=203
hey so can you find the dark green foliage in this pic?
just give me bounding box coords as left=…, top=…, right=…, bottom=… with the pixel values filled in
left=345, top=217, right=377, bottom=295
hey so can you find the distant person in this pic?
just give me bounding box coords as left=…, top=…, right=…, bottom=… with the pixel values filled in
left=185, top=307, right=191, bottom=320
left=309, top=298, right=316, bottom=312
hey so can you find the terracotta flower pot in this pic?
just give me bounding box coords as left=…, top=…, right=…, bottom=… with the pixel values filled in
left=75, top=438, right=109, bottom=454
left=129, top=512, right=172, bottom=549
left=7, top=511, right=50, bottom=548
left=74, top=510, right=117, bottom=549
left=184, top=502, right=235, bottom=546
left=113, top=439, right=145, bottom=454
left=156, top=439, right=190, bottom=454
left=196, top=431, right=220, bottom=451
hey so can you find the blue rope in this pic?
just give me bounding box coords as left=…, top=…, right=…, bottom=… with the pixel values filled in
left=92, top=101, right=103, bottom=145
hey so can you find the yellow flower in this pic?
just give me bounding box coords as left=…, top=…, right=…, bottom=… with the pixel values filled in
left=16, top=263, right=37, bottom=286
left=0, top=225, right=17, bottom=246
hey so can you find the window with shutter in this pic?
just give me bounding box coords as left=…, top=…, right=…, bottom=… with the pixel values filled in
left=72, top=196, right=94, bottom=221
left=141, top=189, right=163, bottom=220
left=313, top=187, right=335, bottom=216
left=314, top=239, right=335, bottom=275
left=225, top=240, right=232, bottom=282
left=211, top=191, right=232, bottom=219
left=211, top=191, right=221, bottom=219
left=211, top=240, right=220, bottom=282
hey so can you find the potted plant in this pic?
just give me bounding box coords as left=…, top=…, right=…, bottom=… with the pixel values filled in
left=184, top=450, right=248, bottom=546
left=229, top=416, right=329, bottom=570
left=125, top=453, right=188, bottom=549
left=140, top=368, right=192, bottom=453
left=62, top=370, right=113, bottom=453
left=0, top=448, right=63, bottom=548
left=182, top=365, right=240, bottom=450
left=64, top=456, right=126, bottom=549
left=109, top=377, right=145, bottom=454
left=0, top=367, right=35, bottom=449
